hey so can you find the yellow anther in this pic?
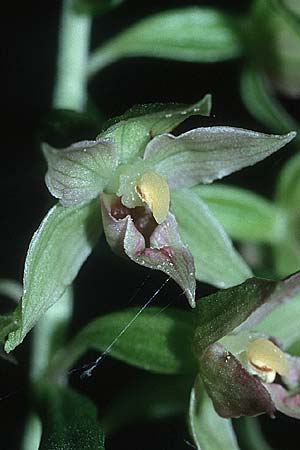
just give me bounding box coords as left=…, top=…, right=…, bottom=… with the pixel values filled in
left=136, top=172, right=170, bottom=224
left=247, top=338, right=289, bottom=380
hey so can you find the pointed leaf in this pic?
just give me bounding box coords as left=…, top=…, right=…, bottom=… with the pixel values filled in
left=100, top=95, right=211, bottom=163
left=194, top=184, right=286, bottom=244
left=88, top=8, right=242, bottom=76
left=144, top=128, right=296, bottom=188
left=198, top=343, right=275, bottom=418
left=171, top=189, right=252, bottom=288
left=37, top=385, right=105, bottom=450
left=5, top=200, right=102, bottom=353
left=240, top=66, right=299, bottom=136
left=189, top=376, right=241, bottom=450
left=49, top=307, right=195, bottom=376
left=193, top=272, right=300, bottom=355
left=43, top=138, right=118, bottom=206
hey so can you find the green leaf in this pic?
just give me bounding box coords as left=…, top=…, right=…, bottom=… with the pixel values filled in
left=88, top=8, right=242, bottom=76
left=276, top=153, right=300, bottom=209
left=104, top=375, right=191, bottom=433
left=273, top=239, right=300, bottom=277
left=274, top=154, right=300, bottom=276
left=240, top=66, right=299, bottom=136
left=49, top=307, right=195, bottom=376
left=5, top=200, right=102, bottom=353
left=189, top=376, right=241, bottom=450
left=235, top=417, right=274, bottom=450
left=100, top=95, right=211, bottom=163
left=250, top=0, right=300, bottom=97
left=171, top=189, right=252, bottom=287
left=193, top=272, right=300, bottom=356
left=144, top=127, right=296, bottom=188
left=253, top=293, right=300, bottom=347
left=37, top=385, right=105, bottom=450
left=194, top=184, right=287, bottom=244
left=72, top=0, right=124, bottom=16
left=192, top=184, right=287, bottom=243
left=0, top=279, right=22, bottom=302
left=43, top=138, right=118, bottom=206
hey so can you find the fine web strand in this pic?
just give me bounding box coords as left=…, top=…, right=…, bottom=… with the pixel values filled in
left=80, top=276, right=170, bottom=379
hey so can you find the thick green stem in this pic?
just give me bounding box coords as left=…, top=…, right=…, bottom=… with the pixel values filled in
left=53, top=0, right=92, bottom=111
left=22, top=4, right=91, bottom=446
left=31, top=0, right=91, bottom=381
left=21, top=413, right=42, bottom=450
left=30, top=288, right=73, bottom=382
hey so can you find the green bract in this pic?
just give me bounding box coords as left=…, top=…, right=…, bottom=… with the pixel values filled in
left=88, top=8, right=242, bottom=77
left=5, top=201, right=102, bottom=352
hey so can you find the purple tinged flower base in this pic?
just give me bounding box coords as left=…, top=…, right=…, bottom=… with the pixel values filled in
left=100, top=193, right=196, bottom=307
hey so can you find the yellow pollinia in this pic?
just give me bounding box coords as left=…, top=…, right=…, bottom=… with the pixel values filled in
left=136, top=172, right=170, bottom=224
left=246, top=338, right=289, bottom=383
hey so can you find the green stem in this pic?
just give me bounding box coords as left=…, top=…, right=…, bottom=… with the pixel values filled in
left=53, top=0, right=92, bottom=111
left=30, top=288, right=73, bottom=382
left=21, top=413, right=42, bottom=450
left=22, top=4, right=92, bottom=448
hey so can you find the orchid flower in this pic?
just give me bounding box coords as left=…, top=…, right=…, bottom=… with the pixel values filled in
left=43, top=95, right=295, bottom=307
left=192, top=272, right=300, bottom=421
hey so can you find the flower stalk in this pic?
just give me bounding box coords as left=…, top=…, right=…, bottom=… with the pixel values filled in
left=52, top=0, right=92, bottom=111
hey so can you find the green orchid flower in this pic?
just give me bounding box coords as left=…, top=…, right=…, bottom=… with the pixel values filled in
left=42, top=95, right=296, bottom=307
left=192, top=272, right=300, bottom=421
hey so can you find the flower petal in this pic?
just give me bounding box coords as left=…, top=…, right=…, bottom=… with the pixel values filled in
left=198, top=343, right=275, bottom=418
left=264, top=384, right=300, bottom=419
left=143, top=127, right=296, bottom=188
left=43, top=138, right=118, bottom=206
left=282, top=354, right=300, bottom=391
left=124, top=212, right=196, bottom=307
left=100, top=194, right=196, bottom=307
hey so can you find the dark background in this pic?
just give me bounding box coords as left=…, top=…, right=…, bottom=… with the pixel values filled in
left=0, top=0, right=299, bottom=448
